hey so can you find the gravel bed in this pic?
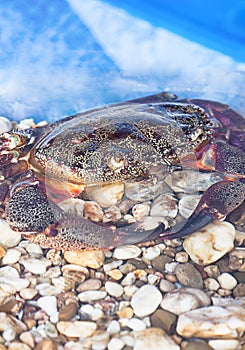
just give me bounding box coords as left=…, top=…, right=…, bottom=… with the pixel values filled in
left=0, top=117, right=244, bottom=349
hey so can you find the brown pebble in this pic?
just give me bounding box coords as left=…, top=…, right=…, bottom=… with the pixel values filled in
left=76, top=279, right=102, bottom=292
left=150, top=309, right=177, bottom=334
left=151, top=255, right=173, bottom=272
left=216, top=256, right=234, bottom=273
left=35, top=339, right=58, bottom=350
left=0, top=246, right=6, bottom=258
left=233, top=272, right=245, bottom=283
left=233, top=283, right=245, bottom=297
left=175, top=263, right=203, bottom=289
left=58, top=302, right=78, bottom=321
left=182, top=340, right=213, bottom=350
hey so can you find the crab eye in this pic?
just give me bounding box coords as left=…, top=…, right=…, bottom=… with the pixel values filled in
left=107, top=153, right=126, bottom=171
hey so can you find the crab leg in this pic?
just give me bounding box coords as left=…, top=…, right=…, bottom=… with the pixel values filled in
left=161, top=178, right=245, bottom=239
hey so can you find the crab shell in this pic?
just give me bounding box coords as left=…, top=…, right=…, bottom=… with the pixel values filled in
left=0, top=92, right=244, bottom=250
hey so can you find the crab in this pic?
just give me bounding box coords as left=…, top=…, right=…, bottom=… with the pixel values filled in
left=0, top=92, right=244, bottom=250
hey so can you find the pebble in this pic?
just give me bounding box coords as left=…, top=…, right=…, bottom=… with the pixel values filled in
left=150, top=193, right=178, bottom=218
left=182, top=341, right=213, bottom=350
left=142, top=246, right=161, bottom=261
left=208, top=339, right=240, bottom=350
left=64, top=250, right=105, bottom=268
left=233, top=283, right=245, bottom=297
left=113, top=245, right=141, bottom=260
left=85, top=182, right=124, bottom=207
left=175, top=263, right=203, bottom=289
left=117, top=306, right=134, bottom=319
left=105, top=281, right=124, bottom=297
left=19, top=288, right=38, bottom=300
left=103, top=260, right=123, bottom=272
left=76, top=279, right=101, bottom=292
left=57, top=321, right=97, bottom=338
left=107, top=337, right=125, bottom=350
left=1, top=248, right=22, bottom=265
left=217, top=272, right=238, bottom=290
left=150, top=309, right=177, bottom=334
left=106, top=269, right=123, bottom=280
left=175, top=251, right=188, bottom=263
left=83, top=201, right=104, bottom=222
left=183, top=221, right=235, bottom=265
left=127, top=318, right=146, bottom=331
left=37, top=296, right=58, bottom=317
left=131, top=285, right=162, bottom=317
left=78, top=290, right=107, bottom=302
left=204, top=278, right=220, bottom=291
left=176, top=304, right=245, bottom=338
left=159, top=279, right=176, bottom=292
left=133, top=328, right=180, bottom=350
left=107, top=320, right=120, bottom=335
left=151, top=255, right=173, bottom=272
left=35, top=339, right=58, bottom=350
left=0, top=220, right=21, bottom=248
left=161, top=287, right=210, bottom=315
left=132, top=203, right=150, bottom=220
left=8, top=343, right=31, bottom=350
left=19, top=256, right=51, bottom=274
left=178, top=194, right=202, bottom=218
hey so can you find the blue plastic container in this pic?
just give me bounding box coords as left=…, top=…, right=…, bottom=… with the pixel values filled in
left=104, top=0, right=245, bottom=62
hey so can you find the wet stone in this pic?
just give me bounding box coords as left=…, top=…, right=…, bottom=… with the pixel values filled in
left=182, top=341, right=213, bottom=350
left=175, top=263, right=203, bottom=289
left=233, top=283, right=245, bottom=297
left=64, top=250, right=105, bottom=269
left=0, top=220, right=21, bottom=248
left=113, top=245, right=141, bottom=260
left=133, top=327, right=180, bottom=350
left=151, top=255, right=173, bottom=272
left=131, top=285, right=162, bottom=317
left=57, top=320, right=97, bottom=338
left=150, top=309, right=177, bottom=334
left=160, top=287, right=210, bottom=315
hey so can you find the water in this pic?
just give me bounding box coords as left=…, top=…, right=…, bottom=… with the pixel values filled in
left=0, top=0, right=245, bottom=121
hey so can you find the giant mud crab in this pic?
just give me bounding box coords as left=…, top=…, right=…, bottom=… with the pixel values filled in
left=0, top=92, right=244, bottom=250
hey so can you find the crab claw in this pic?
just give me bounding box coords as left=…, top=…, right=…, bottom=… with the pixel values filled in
left=161, top=178, right=245, bottom=240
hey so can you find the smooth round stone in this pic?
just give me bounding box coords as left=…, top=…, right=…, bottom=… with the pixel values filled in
left=133, top=328, right=180, bottom=350
left=78, top=290, right=107, bottom=302
left=208, top=339, right=240, bottom=350
left=150, top=309, right=177, bottom=334
left=127, top=318, right=146, bottom=331
left=107, top=337, right=125, bottom=350
left=36, top=283, right=60, bottom=296
left=106, top=320, right=120, bottom=335
left=64, top=250, right=104, bottom=269
left=183, top=221, right=235, bottom=265
left=217, top=273, right=238, bottom=290
left=113, top=245, right=141, bottom=260
left=0, top=220, right=21, bottom=248
left=105, top=281, right=124, bottom=297
left=175, top=263, right=203, bottom=289
left=57, top=321, right=97, bottom=338
left=0, top=266, right=19, bottom=278
left=176, top=304, right=245, bottom=338
left=37, top=296, right=58, bottom=317
left=86, top=182, right=124, bottom=207
left=159, top=279, right=176, bottom=292
left=8, top=342, right=31, bottom=350
left=142, top=246, right=161, bottom=261
left=131, top=285, right=162, bottom=317
left=1, top=248, right=21, bottom=265
left=19, top=257, right=51, bottom=274
left=161, top=287, right=210, bottom=315
left=20, top=288, right=38, bottom=300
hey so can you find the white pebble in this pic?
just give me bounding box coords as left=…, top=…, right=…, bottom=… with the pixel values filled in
left=183, top=221, right=235, bottom=265
left=107, top=337, right=125, bottom=350
left=142, top=246, right=160, bottom=261
left=127, top=318, right=146, bottom=331
left=133, top=328, right=180, bottom=350
left=132, top=203, right=150, bottom=220
left=78, top=290, right=107, bottom=302
left=57, top=321, right=97, bottom=338
left=107, top=320, right=120, bottom=335
left=1, top=248, right=21, bottom=265
left=113, top=245, right=141, bottom=260
left=161, top=287, right=210, bottom=315
left=121, top=272, right=136, bottom=286
left=0, top=219, right=21, bottom=248
left=204, top=278, right=220, bottom=291
left=208, top=339, right=240, bottom=350
left=20, top=257, right=51, bottom=274
left=217, top=273, right=238, bottom=290
left=131, top=285, right=162, bottom=317
left=177, top=304, right=245, bottom=338
left=105, top=281, right=124, bottom=297
left=37, top=296, right=58, bottom=317
left=103, top=260, right=123, bottom=272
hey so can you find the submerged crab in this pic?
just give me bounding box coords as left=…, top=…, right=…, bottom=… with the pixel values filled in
left=0, top=92, right=244, bottom=250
